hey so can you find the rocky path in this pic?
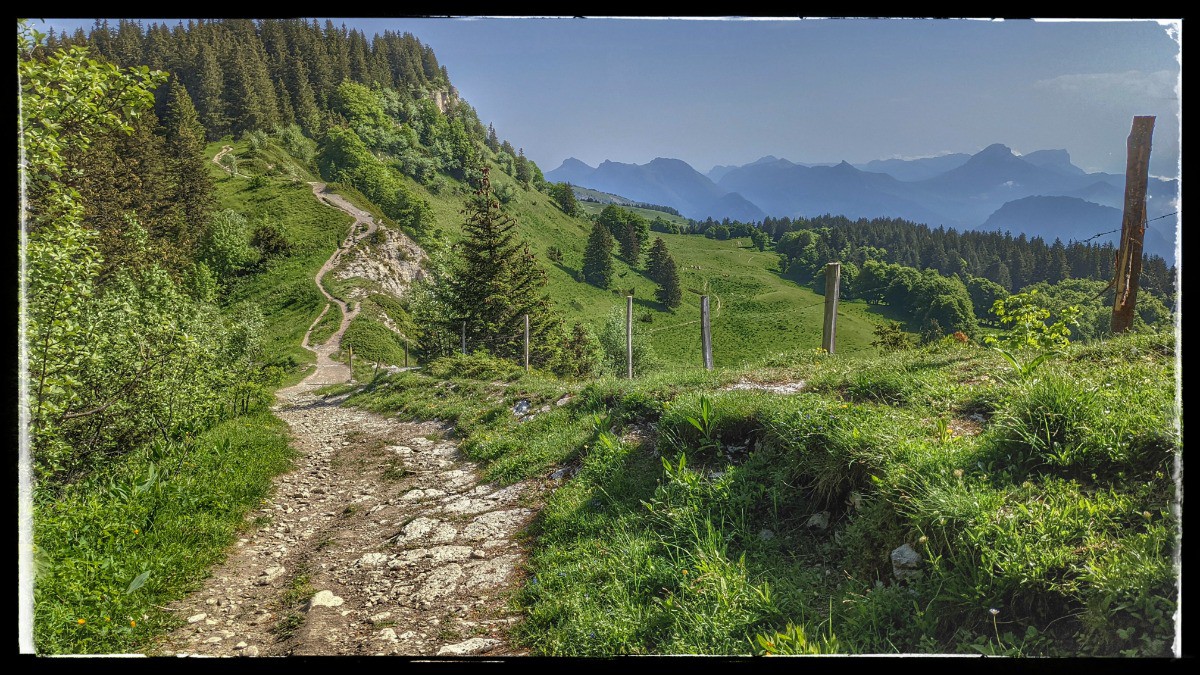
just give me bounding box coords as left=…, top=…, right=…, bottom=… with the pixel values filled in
left=151, top=182, right=542, bottom=658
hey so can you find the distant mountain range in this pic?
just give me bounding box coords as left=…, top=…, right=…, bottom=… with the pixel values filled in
left=546, top=145, right=1178, bottom=263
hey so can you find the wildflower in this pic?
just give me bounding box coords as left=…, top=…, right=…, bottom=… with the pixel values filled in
left=134, top=528, right=139, bottom=534
left=989, top=608, right=1000, bottom=616
left=105, top=617, right=110, bottom=622
left=131, top=620, right=137, bottom=627
left=953, top=469, right=964, bottom=479
left=1143, top=511, right=1153, bottom=520
left=682, top=569, right=689, bottom=576
left=77, top=619, right=86, bottom=625
left=918, top=535, right=928, bottom=544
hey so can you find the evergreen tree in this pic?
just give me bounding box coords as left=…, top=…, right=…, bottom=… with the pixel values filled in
left=549, top=182, right=578, bottom=216
left=162, top=77, right=215, bottom=243
left=433, top=168, right=559, bottom=365
left=582, top=221, right=615, bottom=288
left=646, top=237, right=670, bottom=282
left=486, top=123, right=499, bottom=152
left=655, top=254, right=682, bottom=309
left=514, top=148, right=533, bottom=186
left=194, top=42, right=228, bottom=139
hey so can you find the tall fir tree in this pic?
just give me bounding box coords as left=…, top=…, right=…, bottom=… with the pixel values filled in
left=162, top=77, right=215, bottom=246
left=582, top=221, right=615, bottom=288
left=434, top=168, right=559, bottom=365
left=646, top=237, right=670, bottom=282
left=655, top=254, right=682, bottom=309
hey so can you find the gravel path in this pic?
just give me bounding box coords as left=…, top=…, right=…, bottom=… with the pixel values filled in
left=150, top=181, right=541, bottom=657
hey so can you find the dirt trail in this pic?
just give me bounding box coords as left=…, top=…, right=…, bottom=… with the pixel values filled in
left=152, top=179, right=541, bottom=658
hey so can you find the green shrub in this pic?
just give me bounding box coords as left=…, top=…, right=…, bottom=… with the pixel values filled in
left=424, top=350, right=525, bottom=381
left=341, top=315, right=407, bottom=365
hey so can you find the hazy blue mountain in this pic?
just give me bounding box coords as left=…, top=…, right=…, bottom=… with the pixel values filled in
left=855, top=153, right=971, bottom=181
left=978, top=195, right=1175, bottom=263
left=718, top=159, right=949, bottom=225
left=545, top=157, right=598, bottom=186
left=1020, top=149, right=1087, bottom=176
left=703, top=191, right=767, bottom=223
left=549, top=156, right=762, bottom=221
left=707, top=155, right=795, bottom=182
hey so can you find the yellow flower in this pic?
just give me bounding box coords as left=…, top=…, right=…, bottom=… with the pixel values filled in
left=130, top=620, right=136, bottom=627
left=105, top=617, right=111, bottom=622
left=681, top=569, right=688, bottom=575
left=134, top=529, right=139, bottom=534
left=77, top=619, right=86, bottom=625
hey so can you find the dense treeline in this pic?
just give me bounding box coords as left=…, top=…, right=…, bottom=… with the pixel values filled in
left=683, top=213, right=1175, bottom=302
left=50, top=18, right=450, bottom=141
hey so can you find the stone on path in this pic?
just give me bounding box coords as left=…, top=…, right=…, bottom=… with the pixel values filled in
left=308, top=590, right=345, bottom=609
left=437, top=637, right=500, bottom=656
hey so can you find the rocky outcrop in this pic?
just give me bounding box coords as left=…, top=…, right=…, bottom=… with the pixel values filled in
left=332, top=225, right=427, bottom=301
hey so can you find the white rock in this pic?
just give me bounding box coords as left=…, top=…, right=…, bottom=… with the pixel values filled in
left=187, top=613, right=207, bottom=624
left=437, top=637, right=500, bottom=656
left=308, top=590, right=345, bottom=608
left=243, top=646, right=259, bottom=657
left=805, top=512, right=830, bottom=529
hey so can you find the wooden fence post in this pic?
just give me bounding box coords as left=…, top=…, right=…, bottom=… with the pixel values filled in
left=626, top=295, right=634, bottom=379
left=1111, top=116, right=1156, bottom=334
left=524, top=313, right=530, bottom=373
left=822, top=262, right=841, bottom=354
left=700, top=295, right=713, bottom=371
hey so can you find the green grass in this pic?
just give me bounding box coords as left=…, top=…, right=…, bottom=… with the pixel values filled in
left=376, top=162, right=889, bottom=371
left=308, top=303, right=341, bottom=347
left=344, top=331, right=1179, bottom=656
left=32, top=412, right=296, bottom=654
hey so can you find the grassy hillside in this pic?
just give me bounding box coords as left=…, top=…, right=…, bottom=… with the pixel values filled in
left=368, top=164, right=890, bottom=369
left=208, top=138, right=354, bottom=384
left=341, top=331, right=1179, bottom=656
left=576, top=199, right=690, bottom=227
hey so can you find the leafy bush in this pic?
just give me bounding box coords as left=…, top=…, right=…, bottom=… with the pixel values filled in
left=424, top=350, right=525, bottom=381
left=597, top=306, right=658, bottom=377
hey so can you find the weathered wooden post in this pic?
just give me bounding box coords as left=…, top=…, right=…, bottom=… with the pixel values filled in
left=1111, top=116, right=1156, bottom=334
left=461, top=321, right=467, bottom=355
left=626, top=295, right=634, bottom=379
left=524, top=313, right=530, bottom=373
left=700, top=295, right=713, bottom=371
left=822, top=262, right=841, bottom=354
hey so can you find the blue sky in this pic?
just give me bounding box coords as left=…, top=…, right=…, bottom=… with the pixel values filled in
left=29, top=17, right=1182, bottom=178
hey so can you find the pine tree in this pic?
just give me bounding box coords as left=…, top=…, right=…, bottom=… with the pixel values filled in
left=582, top=221, right=615, bottom=288
left=194, top=42, right=228, bottom=140
left=646, top=237, right=670, bottom=282
left=163, top=77, right=215, bottom=244
left=655, top=254, right=682, bottom=309
left=434, top=168, right=559, bottom=365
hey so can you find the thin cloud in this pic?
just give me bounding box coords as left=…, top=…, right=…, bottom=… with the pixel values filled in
left=1035, top=69, right=1179, bottom=100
